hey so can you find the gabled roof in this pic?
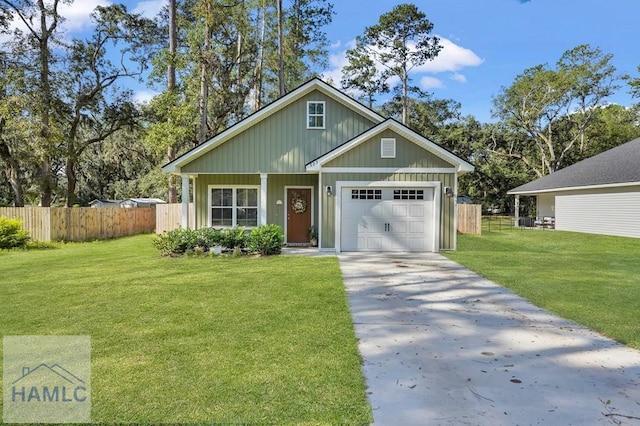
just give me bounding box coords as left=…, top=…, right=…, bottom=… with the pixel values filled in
left=508, top=137, right=640, bottom=195
left=306, top=119, right=474, bottom=174
left=162, top=78, right=386, bottom=174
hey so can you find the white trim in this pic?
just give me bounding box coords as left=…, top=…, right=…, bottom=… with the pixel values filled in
left=306, top=119, right=473, bottom=173
left=162, top=79, right=385, bottom=174
left=306, top=101, right=326, bottom=129
left=318, top=172, right=323, bottom=250
left=181, top=174, right=190, bottom=229
left=334, top=181, right=441, bottom=253
left=320, top=167, right=456, bottom=174
left=380, top=138, right=396, bottom=158
left=207, top=185, right=261, bottom=228
left=260, top=173, right=268, bottom=226
left=508, top=180, right=640, bottom=195
left=284, top=186, right=315, bottom=245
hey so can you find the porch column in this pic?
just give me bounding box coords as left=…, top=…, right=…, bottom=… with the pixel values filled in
left=181, top=174, right=190, bottom=229
left=514, top=194, right=520, bottom=228
left=260, top=173, right=268, bottom=225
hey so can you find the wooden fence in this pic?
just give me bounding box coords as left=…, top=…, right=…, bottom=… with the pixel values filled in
left=155, top=203, right=195, bottom=233
left=0, top=207, right=155, bottom=242
left=457, top=204, right=482, bottom=235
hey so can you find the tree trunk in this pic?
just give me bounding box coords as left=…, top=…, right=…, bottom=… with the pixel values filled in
left=0, top=133, right=25, bottom=206
left=65, top=155, right=77, bottom=207
left=252, top=0, right=266, bottom=111
left=277, top=0, right=285, bottom=96
left=167, top=0, right=178, bottom=202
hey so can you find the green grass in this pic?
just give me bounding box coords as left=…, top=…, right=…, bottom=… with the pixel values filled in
left=0, top=235, right=372, bottom=424
left=445, top=228, right=640, bottom=349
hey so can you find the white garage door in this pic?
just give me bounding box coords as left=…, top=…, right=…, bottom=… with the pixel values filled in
left=341, top=187, right=434, bottom=252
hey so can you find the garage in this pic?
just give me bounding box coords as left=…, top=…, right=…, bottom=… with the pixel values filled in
left=340, top=187, right=436, bottom=252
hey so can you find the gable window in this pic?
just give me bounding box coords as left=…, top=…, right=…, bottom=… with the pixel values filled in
left=381, top=138, right=396, bottom=158
left=307, top=101, right=325, bottom=129
left=210, top=186, right=259, bottom=227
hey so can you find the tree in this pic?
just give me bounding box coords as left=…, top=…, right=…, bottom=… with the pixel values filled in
left=0, top=0, right=66, bottom=206
left=492, top=44, right=620, bottom=177
left=60, top=5, right=159, bottom=206
left=344, top=3, right=441, bottom=124
left=340, top=39, right=388, bottom=108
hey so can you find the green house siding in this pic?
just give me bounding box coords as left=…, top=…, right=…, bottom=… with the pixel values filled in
left=193, top=174, right=318, bottom=230
left=320, top=172, right=456, bottom=250
left=324, top=129, right=455, bottom=169
left=182, top=91, right=377, bottom=174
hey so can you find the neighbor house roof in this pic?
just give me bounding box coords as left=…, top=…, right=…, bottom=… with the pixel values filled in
left=508, top=137, right=640, bottom=195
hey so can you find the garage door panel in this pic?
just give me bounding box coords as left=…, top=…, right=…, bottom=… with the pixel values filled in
left=341, top=187, right=435, bottom=252
left=392, top=204, right=408, bottom=217
left=409, top=204, right=424, bottom=217
left=409, top=221, right=425, bottom=233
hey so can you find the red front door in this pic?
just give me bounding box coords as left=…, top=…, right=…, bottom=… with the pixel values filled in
left=287, top=188, right=311, bottom=244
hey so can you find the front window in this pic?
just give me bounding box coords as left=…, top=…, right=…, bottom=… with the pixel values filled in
left=210, top=187, right=259, bottom=227
left=307, top=101, right=325, bottom=129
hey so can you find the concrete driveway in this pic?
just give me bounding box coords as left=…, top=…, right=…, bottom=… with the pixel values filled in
left=338, top=253, right=640, bottom=425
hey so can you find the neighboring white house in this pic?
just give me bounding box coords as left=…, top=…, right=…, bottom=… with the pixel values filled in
left=120, top=198, right=166, bottom=208
left=508, top=137, right=640, bottom=238
left=89, top=199, right=123, bottom=208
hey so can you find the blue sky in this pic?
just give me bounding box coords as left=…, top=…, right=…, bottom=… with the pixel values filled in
left=14, top=0, right=640, bottom=123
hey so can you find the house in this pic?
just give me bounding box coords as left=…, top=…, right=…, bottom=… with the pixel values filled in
left=119, top=198, right=166, bottom=208
left=89, top=199, right=123, bottom=208
left=508, top=137, right=640, bottom=238
left=162, top=78, right=474, bottom=252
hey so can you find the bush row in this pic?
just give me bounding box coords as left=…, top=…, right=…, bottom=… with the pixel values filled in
left=152, top=224, right=285, bottom=256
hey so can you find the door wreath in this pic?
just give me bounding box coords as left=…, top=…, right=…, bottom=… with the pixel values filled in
left=291, top=196, right=307, bottom=214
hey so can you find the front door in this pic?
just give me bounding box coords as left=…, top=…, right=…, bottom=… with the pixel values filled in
left=287, top=188, right=312, bottom=244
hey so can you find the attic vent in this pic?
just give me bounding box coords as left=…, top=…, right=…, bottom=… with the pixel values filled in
left=381, top=138, right=396, bottom=158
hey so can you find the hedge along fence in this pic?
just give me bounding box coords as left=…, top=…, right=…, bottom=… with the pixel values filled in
left=0, top=207, right=156, bottom=242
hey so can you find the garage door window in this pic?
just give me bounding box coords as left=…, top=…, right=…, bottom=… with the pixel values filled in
left=351, top=189, right=382, bottom=200
left=393, top=189, right=424, bottom=200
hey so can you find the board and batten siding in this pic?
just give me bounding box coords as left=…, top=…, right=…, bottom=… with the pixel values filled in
left=320, top=172, right=456, bottom=250
left=181, top=91, right=377, bottom=174
left=555, top=186, right=640, bottom=238
left=193, top=173, right=318, bottom=230
left=324, top=129, right=454, bottom=169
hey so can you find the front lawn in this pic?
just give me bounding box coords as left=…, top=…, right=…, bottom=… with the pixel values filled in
left=0, top=235, right=372, bottom=424
left=445, top=228, right=640, bottom=349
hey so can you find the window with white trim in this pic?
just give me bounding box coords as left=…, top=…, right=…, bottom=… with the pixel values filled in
left=381, top=138, right=396, bottom=158
left=307, top=101, right=325, bottom=129
left=210, top=186, right=259, bottom=227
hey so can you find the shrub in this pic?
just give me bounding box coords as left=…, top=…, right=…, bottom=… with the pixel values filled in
left=0, top=217, right=30, bottom=249
left=194, top=227, right=223, bottom=251
left=247, top=224, right=284, bottom=255
left=152, top=228, right=198, bottom=256
left=220, top=226, right=246, bottom=250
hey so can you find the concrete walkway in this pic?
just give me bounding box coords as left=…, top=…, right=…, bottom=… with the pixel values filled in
left=338, top=253, right=640, bottom=425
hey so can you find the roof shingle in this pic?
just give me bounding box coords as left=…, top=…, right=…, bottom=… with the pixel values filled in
left=508, top=137, right=640, bottom=194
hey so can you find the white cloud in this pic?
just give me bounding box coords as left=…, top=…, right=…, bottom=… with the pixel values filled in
left=415, top=37, right=484, bottom=73
left=132, top=0, right=166, bottom=19
left=58, top=0, right=111, bottom=32
left=420, top=76, right=445, bottom=89
left=451, top=73, right=467, bottom=83
left=327, top=36, right=482, bottom=93
left=133, top=89, right=159, bottom=105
